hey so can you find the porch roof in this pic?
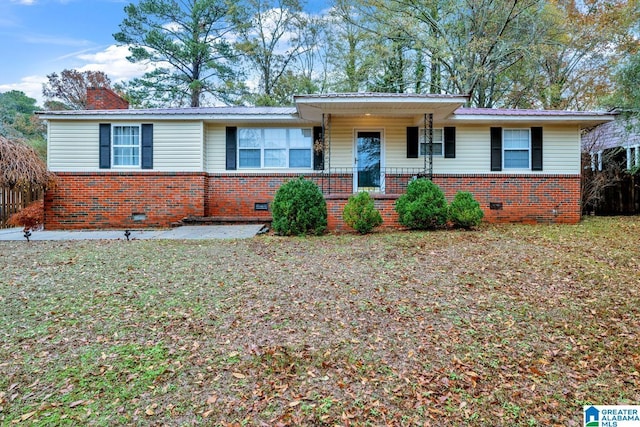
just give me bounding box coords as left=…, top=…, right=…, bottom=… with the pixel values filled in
left=294, top=92, right=469, bottom=122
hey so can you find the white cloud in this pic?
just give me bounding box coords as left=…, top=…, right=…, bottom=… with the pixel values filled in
left=9, top=0, right=37, bottom=5
left=75, top=44, right=153, bottom=82
left=0, top=45, right=152, bottom=106
left=0, top=75, right=48, bottom=106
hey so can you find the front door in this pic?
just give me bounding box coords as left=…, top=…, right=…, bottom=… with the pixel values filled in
left=355, top=131, right=382, bottom=192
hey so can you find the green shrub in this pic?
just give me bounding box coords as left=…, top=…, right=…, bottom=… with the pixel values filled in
left=448, top=191, right=484, bottom=229
left=395, top=178, right=448, bottom=229
left=271, top=177, right=327, bottom=236
left=343, top=191, right=383, bottom=234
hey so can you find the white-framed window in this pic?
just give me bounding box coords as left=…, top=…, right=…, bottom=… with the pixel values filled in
left=419, top=128, right=444, bottom=156
left=238, top=128, right=312, bottom=169
left=112, top=124, right=140, bottom=167
left=503, top=129, right=530, bottom=169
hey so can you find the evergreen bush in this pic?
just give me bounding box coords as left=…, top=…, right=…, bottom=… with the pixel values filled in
left=271, top=177, right=327, bottom=236
left=343, top=191, right=383, bottom=234
left=448, top=191, right=484, bottom=229
left=395, top=178, right=448, bottom=229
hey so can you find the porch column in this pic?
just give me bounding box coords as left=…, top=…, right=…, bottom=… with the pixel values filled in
left=635, top=145, right=640, bottom=168
left=627, top=147, right=632, bottom=170
left=598, top=151, right=603, bottom=171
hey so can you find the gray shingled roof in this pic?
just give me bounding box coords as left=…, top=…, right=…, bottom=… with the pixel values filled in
left=38, top=106, right=297, bottom=116
left=582, top=117, right=640, bottom=152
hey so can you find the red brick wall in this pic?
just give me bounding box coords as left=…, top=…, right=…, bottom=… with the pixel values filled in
left=44, top=172, right=205, bottom=229
left=86, top=87, right=129, bottom=110
left=432, top=174, right=582, bottom=225
left=45, top=172, right=580, bottom=230
left=206, top=173, right=581, bottom=231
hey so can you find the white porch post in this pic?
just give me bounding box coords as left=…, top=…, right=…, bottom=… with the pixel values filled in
left=627, top=147, right=632, bottom=170
left=590, top=152, right=596, bottom=171
left=598, top=151, right=603, bottom=171
left=635, top=145, right=640, bottom=168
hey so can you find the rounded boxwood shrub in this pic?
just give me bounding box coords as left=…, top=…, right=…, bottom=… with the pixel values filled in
left=343, top=191, right=383, bottom=234
left=448, top=191, right=484, bottom=229
left=395, top=178, right=448, bottom=229
left=271, top=177, right=327, bottom=236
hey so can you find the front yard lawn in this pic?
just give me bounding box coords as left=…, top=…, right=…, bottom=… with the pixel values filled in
left=1, top=217, right=639, bottom=426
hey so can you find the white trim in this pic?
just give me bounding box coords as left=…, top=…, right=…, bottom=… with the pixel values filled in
left=503, top=128, right=531, bottom=170
left=419, top=127, right=444, bottom=157
left=450, top=114, right=614, bottom=122
left=236, top=127, right=314, bottom=170
left=353, top=128, right=385, bottom=193
left=111, top=123, right=141, bottom=168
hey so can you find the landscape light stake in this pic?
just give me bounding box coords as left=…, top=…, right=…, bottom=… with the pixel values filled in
left=124, top=230, right=131, bottom=241
left=23, top=230, right=31, bottom=242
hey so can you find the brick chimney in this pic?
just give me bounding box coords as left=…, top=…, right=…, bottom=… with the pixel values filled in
left=86, top=87, right=129, bottom=110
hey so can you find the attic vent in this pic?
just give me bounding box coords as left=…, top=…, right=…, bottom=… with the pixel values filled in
left=489, top=202, right=503, bottom=210
left=255, top=202, right=269, bottom=211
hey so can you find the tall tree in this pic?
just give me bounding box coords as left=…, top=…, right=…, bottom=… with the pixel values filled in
left=343, top=0, right=545, bottom=106
left=325, top=0, right=376, bottom=92
left=604, top=53, right=640, bottom=111
left=114, top=0, right=241, bottom=107
left=0, top=91, right=46, bottom=159
left=523, top=0, right=640, bottom=110
left=233, top=0, right=319, bottom=106
left=42, top=69, right=111, bottom=110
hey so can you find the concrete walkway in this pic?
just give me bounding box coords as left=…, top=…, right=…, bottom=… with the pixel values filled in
left=0, top=224, right=267, bottom=241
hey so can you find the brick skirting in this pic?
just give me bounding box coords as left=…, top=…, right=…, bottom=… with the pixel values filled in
left=44, top=172, right=206, bottom=229
left=44, top=172, right=581, bottom=230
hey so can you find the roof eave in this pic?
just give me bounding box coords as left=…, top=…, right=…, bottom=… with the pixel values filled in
left=449, top=114, right=616, bottom=126
left=37, top=113, right=305, bottom=122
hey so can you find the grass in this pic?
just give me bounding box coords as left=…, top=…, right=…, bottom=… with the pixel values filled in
left=1, top=216, right=639, bottom=426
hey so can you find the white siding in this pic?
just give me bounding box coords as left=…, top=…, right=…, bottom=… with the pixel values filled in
left=48, top=121, right=99, bottom=171
left=47, top=120, right=203, bottom=172
left=205, top=124, right=226, bottom=171
left=153, top=121, right=202, bottom=171
left=326, top=119, right=580, bottom=174
left=49, top=118, right=581, bottom=174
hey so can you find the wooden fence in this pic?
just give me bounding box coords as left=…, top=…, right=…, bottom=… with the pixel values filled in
left=0, top=186, right=43, bottom=229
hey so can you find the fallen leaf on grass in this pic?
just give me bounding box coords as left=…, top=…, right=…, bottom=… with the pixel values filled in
left=20, top=411, right=37, bottom=421
left=232, top=372, right=246, bottom=379
left=69, top=400, right=84, bottom=408
left=206, top=394, right=218, bottom=404
left=288, top=400, right=301, bottom=407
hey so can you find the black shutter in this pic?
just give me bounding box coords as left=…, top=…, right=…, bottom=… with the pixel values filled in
left=226, top=126, right=237, bottom=170
left=531, top=126, right=543, bottom=171
left=313, top=126, right=324, bottom=170
left=444, top=126, right=456, bottom=158
left=141, top=124, right=153, bottom=169
left=407, top=127, right=419, bottom=158
left=99, top=123, right=111, bottom=169
left=490, top=127, right=502, bottom=171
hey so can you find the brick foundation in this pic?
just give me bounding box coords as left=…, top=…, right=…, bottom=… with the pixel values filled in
left=44, top=172, right=205, bottom=229
left=45, top=172, right=580, bottom=230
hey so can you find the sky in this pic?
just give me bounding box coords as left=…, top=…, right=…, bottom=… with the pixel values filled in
left=0, top=0, right=329, bottom=106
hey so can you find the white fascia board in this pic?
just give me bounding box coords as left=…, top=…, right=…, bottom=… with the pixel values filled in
left=38, top=113, right=306, bottom=122
left=449, top=114, right=615, bottom=124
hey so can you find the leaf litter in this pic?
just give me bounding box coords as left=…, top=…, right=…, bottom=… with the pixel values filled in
left=0, top=216, right=639, bottom=425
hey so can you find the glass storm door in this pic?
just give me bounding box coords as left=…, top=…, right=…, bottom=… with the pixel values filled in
left=355, top=131, right=382, bottom=192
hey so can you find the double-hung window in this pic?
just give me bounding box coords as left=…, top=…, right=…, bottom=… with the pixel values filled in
left=112, top=125, right=140, bottom=167
left=419, top=128, right=444, bottom=156
left=238, top=128, right=312, bottom=169
left=503, top=129, right=530, bottom=169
